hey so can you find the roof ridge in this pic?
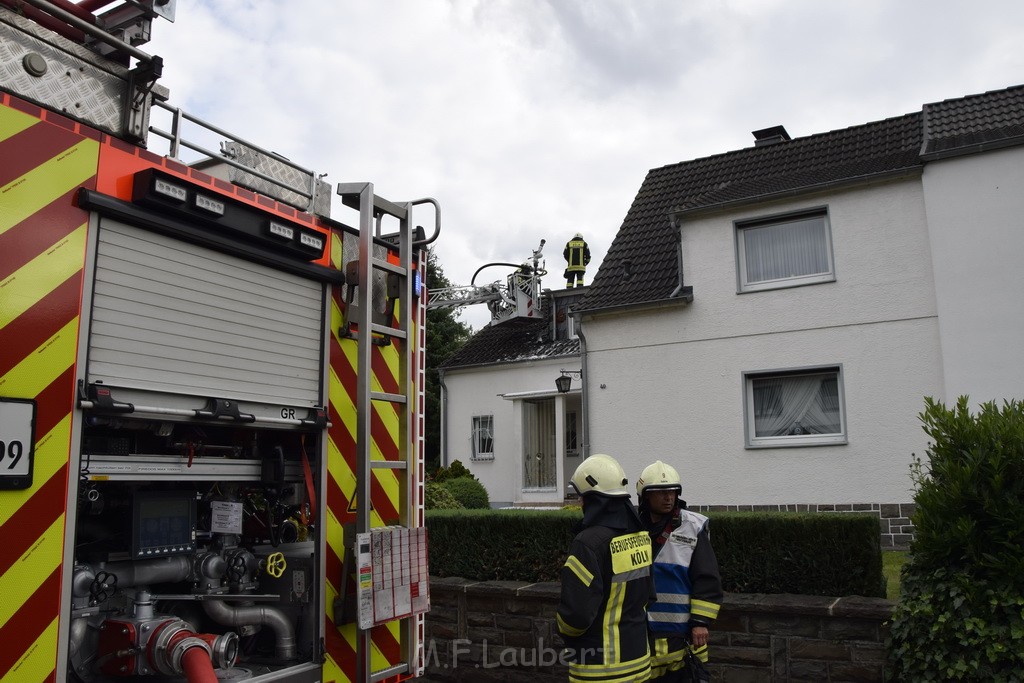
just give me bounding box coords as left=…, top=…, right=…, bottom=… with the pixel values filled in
left=650, top=111, right=922, bottom=174
left=922, top=82, right=1024, bottom=109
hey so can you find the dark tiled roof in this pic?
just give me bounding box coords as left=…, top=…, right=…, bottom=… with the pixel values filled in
left=922, top=84, right=1024, bottom=157
left=441, top=315, right=580, bottom=369
left=579, top=84, right=1024, bottom=314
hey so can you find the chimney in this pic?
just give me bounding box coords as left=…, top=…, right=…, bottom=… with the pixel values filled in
left=752, top=125, right=791, bottom=146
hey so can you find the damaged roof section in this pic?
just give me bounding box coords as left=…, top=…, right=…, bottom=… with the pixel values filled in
left=440, top=315, right=580, bottom=369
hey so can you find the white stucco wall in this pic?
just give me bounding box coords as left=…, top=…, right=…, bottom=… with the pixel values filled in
left=583, top=179, right=944, bottom=505
left=921, top=145, right=1024, bottom=405
left=442, top=359, right=580, bottom=506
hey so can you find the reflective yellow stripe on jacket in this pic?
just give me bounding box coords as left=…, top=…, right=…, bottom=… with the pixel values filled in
left=649, top=636, right=687, bottom=678
left=569, top=653, right=651, bottom=683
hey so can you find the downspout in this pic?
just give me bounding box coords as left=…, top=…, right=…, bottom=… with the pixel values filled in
left=438, top=367, right=449, bottom=468
left=573, top=312, right=590, bottom=459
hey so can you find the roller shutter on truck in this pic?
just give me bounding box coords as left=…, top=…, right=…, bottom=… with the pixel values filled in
left=87, top=217, right=325, bottom=408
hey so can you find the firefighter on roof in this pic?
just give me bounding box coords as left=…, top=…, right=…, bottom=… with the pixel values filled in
left=557, top=454, right=655, bottom=682
left=563, top=232, right=591, bottom=288
left=637, top=460, right=723, bottom=682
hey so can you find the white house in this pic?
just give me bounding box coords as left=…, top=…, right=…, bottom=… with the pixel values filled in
left=441, top=84, right=1024, bottom=543
left=438, top=288, right=584, bottom=508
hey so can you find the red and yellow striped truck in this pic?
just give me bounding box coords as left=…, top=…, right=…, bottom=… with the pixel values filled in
left=1, top=3, right=432, bottom=681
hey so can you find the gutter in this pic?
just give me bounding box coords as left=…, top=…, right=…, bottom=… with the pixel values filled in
left=575, top=295, right=691, bottom=319
left=919, top=135, right=1024, bottom=162
left=439, top=350, right=581, bottom=373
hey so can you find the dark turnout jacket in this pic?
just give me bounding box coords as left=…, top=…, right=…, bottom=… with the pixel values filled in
left=557, top=496, right=654, bottom=683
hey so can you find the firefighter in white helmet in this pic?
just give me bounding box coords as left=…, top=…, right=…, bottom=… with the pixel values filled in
left=557, top=454, right=655, bottom=682
left=636, top=460, right=723, bottom=682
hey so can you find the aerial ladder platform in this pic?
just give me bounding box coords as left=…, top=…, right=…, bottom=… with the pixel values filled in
left=426, top=240, right=547, bottom=324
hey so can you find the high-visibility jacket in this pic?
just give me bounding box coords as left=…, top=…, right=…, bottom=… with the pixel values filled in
left=646, top=509, right=722, bottom=676
left=557, top=523, right=655, bottom=683
left=564, top=238, right=591, bottom=272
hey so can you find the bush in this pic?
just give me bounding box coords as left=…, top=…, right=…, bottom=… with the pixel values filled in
left=431, top=459, right=475, bottom=484
left=887, top=398, right=1024, bottom=681
left=440, top=476, right=489, bottom=509
left=424, top=481, right=463, bottom=510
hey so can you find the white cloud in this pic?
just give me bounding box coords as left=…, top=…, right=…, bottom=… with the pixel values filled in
left=144, top=0, right=1024, bottom=330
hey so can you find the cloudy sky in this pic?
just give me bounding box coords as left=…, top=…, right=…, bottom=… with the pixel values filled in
left=143, top=1, right=1024, bottom=329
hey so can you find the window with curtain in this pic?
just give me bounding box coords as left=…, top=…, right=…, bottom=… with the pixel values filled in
left=744, top=367, right=847, bottom=447
left=736, top=210, right=835, bottom=292
left=471, top=415, right=494, bottom=460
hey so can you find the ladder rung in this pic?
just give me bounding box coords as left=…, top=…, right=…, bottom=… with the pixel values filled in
left=371, top=323, right=407, bottom=340
left=371, top=664, right=410, bottom=682
left=371, top=391, right=408, bottom=404
left=370, top=461, right=409, bottom=471
left=373, top=195, right=407, bottom=220
left=336, top=184, right=406, bottom=220
left=372, top=257, right=406, bottom=276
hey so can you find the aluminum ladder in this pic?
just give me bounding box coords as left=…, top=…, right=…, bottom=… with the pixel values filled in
left=336, top=182, right=418, bottom=683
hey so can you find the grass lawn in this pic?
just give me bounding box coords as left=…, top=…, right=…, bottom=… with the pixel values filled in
left=883, top=550, right=910, bottom=601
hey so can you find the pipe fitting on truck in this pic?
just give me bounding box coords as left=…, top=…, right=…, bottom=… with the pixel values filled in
left=148, top=618, right=237, bottom=679
left=96, top=616, right=236, bottom=679
left=202, top=599, right=296, bottom=660
left=193, top=551, right=227, bottom=591
left=96, top=555, right=193, bottom=588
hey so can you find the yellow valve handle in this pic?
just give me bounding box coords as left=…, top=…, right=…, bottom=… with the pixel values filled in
left=265, top=552, right=287, bottom=578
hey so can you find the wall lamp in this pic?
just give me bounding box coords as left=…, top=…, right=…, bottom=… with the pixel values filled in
left=556, top=369, right=582, bottom=394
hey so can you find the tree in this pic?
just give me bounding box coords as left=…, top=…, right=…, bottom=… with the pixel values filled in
left=886, top=397, right=1024, bottom=680
left=424, top=250, right=472, bottom=472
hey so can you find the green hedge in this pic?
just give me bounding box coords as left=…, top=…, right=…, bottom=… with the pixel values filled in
left=428, top=509, right=578, bottom=582
left=427, top=509, right=884, bottom=597
left=711, top=512, right=884, bottom=597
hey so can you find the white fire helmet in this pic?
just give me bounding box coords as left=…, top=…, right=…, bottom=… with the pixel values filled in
left=636, top=460, right=682, bottom=498
left=569, top=454, right=630, bottom=498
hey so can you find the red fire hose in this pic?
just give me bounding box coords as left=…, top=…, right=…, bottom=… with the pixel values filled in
left=180, top=646, right=218, bottom=683
left=147, top=619, right=231, bottom=682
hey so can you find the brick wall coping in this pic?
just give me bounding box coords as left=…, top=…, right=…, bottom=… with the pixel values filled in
left=429, top=576, right=893, bottom=620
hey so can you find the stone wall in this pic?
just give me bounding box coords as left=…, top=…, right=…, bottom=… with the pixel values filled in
left=687, top=503, right=917, bottom=550
left=421, top=577, right=893, bottom=682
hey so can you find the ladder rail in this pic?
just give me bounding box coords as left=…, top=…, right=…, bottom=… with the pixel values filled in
left=352, top=183, right=376, bottom=683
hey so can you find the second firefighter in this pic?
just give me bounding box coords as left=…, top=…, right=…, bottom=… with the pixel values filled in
left=637, top=460, right=723, bottom=682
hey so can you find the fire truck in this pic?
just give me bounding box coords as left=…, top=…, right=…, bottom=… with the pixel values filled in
left=1, top=2, right=435, bottom=681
